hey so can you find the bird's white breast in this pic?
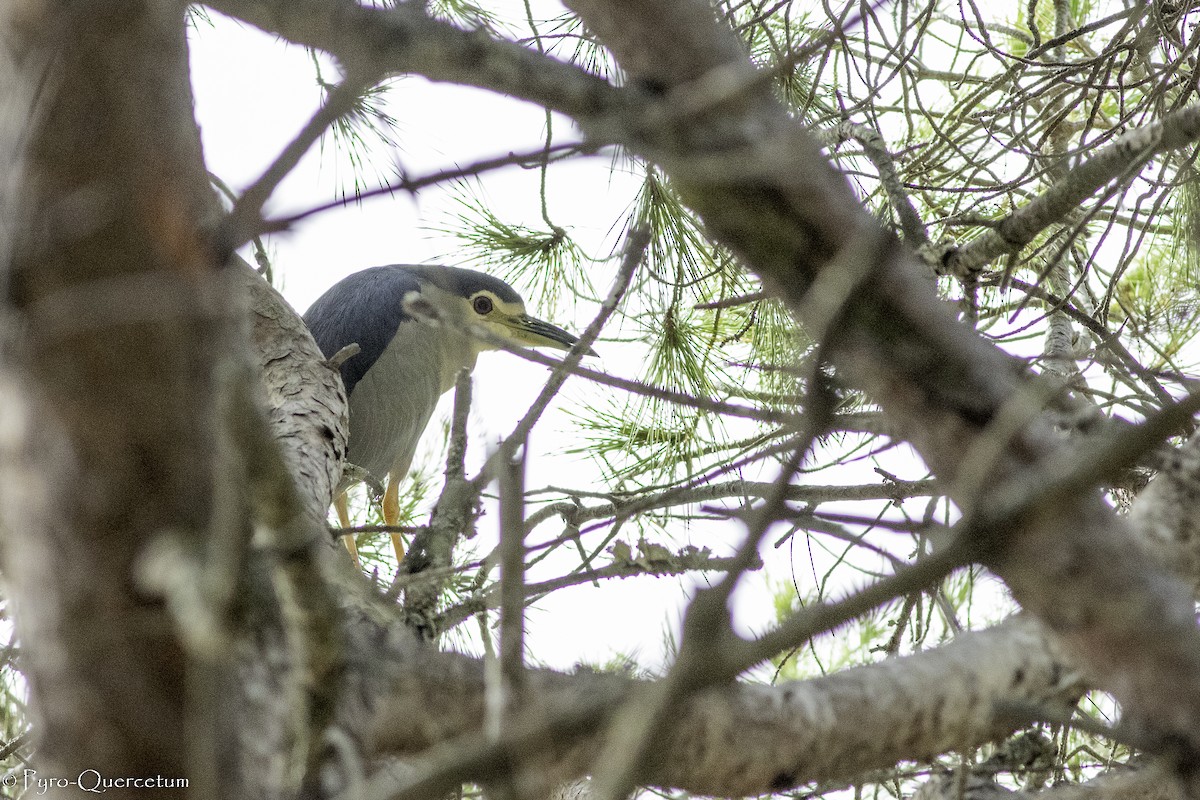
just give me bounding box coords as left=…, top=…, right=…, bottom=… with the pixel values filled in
left=345, top=321, right=480, bottom=486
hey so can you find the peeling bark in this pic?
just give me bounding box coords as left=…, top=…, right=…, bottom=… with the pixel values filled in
left=233, top=258, right=346, bottom=526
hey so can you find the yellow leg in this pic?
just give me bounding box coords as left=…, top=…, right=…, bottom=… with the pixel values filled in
left=335, top=491, right=360, bottom=568
left=383, top=477, right=406, bottom=564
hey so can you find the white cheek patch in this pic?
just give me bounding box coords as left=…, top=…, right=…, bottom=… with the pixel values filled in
left=402, top=290, right=440, bottom=326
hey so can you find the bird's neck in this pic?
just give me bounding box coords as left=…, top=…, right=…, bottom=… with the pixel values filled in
left=438, top=333, right=482, bottom=394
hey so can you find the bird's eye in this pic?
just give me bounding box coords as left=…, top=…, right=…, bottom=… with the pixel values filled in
left=472, top=296, right=494, bottom=315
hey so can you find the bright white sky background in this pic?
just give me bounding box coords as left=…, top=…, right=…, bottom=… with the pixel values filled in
left=188, top=7, right=954, bottom=674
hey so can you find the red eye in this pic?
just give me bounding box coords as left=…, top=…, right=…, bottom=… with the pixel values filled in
left=473, top=296, right=494, bottom=315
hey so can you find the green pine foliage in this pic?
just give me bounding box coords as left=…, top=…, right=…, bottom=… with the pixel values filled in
left=435, top=183, right=590, bottom=314
left=319, top=76, right=403, bottom=198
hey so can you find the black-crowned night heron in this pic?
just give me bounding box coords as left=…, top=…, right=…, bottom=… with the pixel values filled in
left=303, top=264, right=588, bottom=565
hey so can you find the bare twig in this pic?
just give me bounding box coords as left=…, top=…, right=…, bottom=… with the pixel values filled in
left=590, top=329, right=848, bottom=800
left=521, top=477, right=939, bottom=535
left=259, top=141, right=596, bottom=235
left=487, top=449, right=528, bottom=739
left=396, top=370, right=476, bottom=633
left=359, top=696, right=613, bottom=800
left=736, top=538, right=972, bottom=669
left=326, top=343, right=361, bottom=371
left=446, top=368, right=473, bottom=482
left=945, top=102, right=1200, bottom=277
left=218, top=74, right=376, bottom=253
left=438, top=548, right=754, bottom=632
left=404, top=306, right=802, bottom=426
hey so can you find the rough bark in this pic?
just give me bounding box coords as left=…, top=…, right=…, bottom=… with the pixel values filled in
left=234, top=259, right=347, bottom=527
left=0, top=5, right=351, bottom=798
left=365, top=615, right=1082, bottom=796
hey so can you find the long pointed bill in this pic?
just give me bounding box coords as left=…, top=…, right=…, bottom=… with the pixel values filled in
left=506, top=314, right=598, bottom=356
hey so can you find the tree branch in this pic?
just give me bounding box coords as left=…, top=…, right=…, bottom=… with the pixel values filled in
left=944, top=103, right=1200, bottom=277
left=367, top=615, right=1082, bottom=796
left=201, top=0, right=627, bottom=122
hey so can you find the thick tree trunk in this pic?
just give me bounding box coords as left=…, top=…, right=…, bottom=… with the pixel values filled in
left=0, top=0, right=230, bottom=794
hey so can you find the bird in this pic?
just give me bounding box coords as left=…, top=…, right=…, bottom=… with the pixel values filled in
left=303, top=264, right=590, bottom=565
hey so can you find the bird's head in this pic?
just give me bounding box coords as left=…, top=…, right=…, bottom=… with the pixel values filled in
left=408, top=266, right=596, bottom=356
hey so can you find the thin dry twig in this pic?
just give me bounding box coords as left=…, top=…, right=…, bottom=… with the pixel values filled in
left=259, top=141, right=597, bottom=235
left=487, top=450, right=528, bottom=739
left=219, top=74, right=377, bottom=252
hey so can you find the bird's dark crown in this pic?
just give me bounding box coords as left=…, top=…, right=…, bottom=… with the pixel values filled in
left=398, top=264, right=524, bottom=306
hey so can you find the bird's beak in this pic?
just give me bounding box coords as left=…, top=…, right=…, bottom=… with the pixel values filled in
left=502, top=313, right=598, bottom=356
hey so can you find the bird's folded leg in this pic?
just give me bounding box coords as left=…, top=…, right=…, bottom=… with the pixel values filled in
left=333, top=465, right=383, bottom=569
left=334, top=491, right=359, bottom=568
left=383, top=477, right=406, bottom=564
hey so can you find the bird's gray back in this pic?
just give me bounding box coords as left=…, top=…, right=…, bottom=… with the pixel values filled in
left=303, top=265, right=424, bottom=397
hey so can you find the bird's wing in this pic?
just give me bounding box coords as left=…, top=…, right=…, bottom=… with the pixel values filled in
left=302, top=265, right=422, bottom=396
